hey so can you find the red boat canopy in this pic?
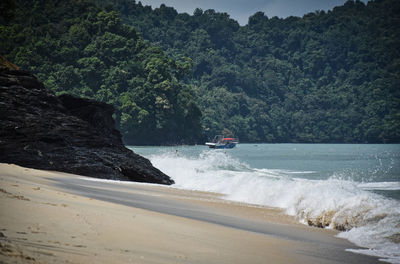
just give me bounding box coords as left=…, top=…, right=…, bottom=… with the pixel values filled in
left=223, top=138, right=235, bottom=140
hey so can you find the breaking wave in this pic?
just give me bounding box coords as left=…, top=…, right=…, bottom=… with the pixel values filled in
left=146, top=149, right=400, bottom=263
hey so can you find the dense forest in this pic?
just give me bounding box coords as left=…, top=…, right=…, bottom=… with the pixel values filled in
left=0, top=0, right=204, bottom=145
left=96, top=0, right=400, bottom=143
left=1, top=0, right=399, bottom=143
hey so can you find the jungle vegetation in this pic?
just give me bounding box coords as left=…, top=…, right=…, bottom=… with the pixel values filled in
left=1, top=0, right=399, bottom=143
left=1, top=0, right=204, bottom=145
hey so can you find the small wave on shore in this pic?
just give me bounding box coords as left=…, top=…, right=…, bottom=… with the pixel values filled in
left=146, top=149, right=400, bottom=263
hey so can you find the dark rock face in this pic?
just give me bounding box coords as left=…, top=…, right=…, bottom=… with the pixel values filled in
left=0, top=67, right=174, bottom=185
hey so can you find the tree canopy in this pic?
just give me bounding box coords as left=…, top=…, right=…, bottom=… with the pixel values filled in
left=2, top=0, right=399, bottom=143
left=1, top=0, right=204, bottom=145
left=95, top=0, right=400, bottom=143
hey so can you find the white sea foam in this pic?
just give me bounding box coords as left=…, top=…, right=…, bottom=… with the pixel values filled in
left=147, top=149, right=400, bottom=263
left=358, top=182, right=400, bottom=191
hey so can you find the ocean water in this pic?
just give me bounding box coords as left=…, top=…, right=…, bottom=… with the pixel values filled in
left=127, top=144, right=400, bottom=263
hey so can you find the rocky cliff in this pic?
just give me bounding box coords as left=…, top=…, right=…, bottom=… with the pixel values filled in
left=0, top=66, right=174, bottom=185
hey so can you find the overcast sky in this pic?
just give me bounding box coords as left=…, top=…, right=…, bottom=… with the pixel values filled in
left=138, top=0, right=355, bottom=25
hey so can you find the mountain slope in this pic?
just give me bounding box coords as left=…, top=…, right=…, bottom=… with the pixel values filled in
left=1, top=0, right=204, bottom=145
left=99, top=0, right=400, bottom=143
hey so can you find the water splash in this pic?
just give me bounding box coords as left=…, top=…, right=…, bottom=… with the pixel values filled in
left=146, top=149, right=400, bottom=263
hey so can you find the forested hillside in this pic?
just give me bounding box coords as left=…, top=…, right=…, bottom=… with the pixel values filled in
left=0, top=0, right=204, bottom=145
left=1, top=0, right=399, bottom=143
left=96, top=0, right=400, bottom=143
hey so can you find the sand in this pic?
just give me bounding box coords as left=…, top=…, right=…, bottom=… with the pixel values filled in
left=0, top=163, right=379, bottom=264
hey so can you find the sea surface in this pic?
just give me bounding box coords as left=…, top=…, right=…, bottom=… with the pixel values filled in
left=127, top=144, right=400, bottom=263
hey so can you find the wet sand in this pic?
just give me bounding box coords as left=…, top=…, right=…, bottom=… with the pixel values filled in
left=0, top=163, right=380, bottom=264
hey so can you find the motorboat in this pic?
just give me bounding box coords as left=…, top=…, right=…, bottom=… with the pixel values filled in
left=205, top=135, right=239, bottom=149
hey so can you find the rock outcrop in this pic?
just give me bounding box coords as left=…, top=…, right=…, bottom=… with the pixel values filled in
left=0, top=66, right=174, bottom=185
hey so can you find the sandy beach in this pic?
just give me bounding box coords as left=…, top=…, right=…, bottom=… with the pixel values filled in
left=0, top=163, right=380, bottom=264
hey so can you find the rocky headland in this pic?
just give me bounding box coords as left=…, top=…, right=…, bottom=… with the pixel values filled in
left=0, top=61, right=174, bottom=185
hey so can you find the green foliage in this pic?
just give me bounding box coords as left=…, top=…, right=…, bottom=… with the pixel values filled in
left=98, top=0, right=399, bottom=143
left=0, top=0, right=17, bottom=23
left=2, top=0, right=399, bottom=143
left=1, top=0, right=204, bottom=145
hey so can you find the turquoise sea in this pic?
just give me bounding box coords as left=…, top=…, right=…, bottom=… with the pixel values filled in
left=128, top=144, right=400, bottom=263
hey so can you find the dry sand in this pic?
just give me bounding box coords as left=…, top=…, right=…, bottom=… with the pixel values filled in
left=0, top=163, right=378, bottom=264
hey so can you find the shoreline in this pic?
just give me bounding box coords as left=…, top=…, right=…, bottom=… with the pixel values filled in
left=0, top=163, right=380, bottom=264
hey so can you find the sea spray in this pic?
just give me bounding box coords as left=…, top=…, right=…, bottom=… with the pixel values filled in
left=139, top=147, right=400, bottom=263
